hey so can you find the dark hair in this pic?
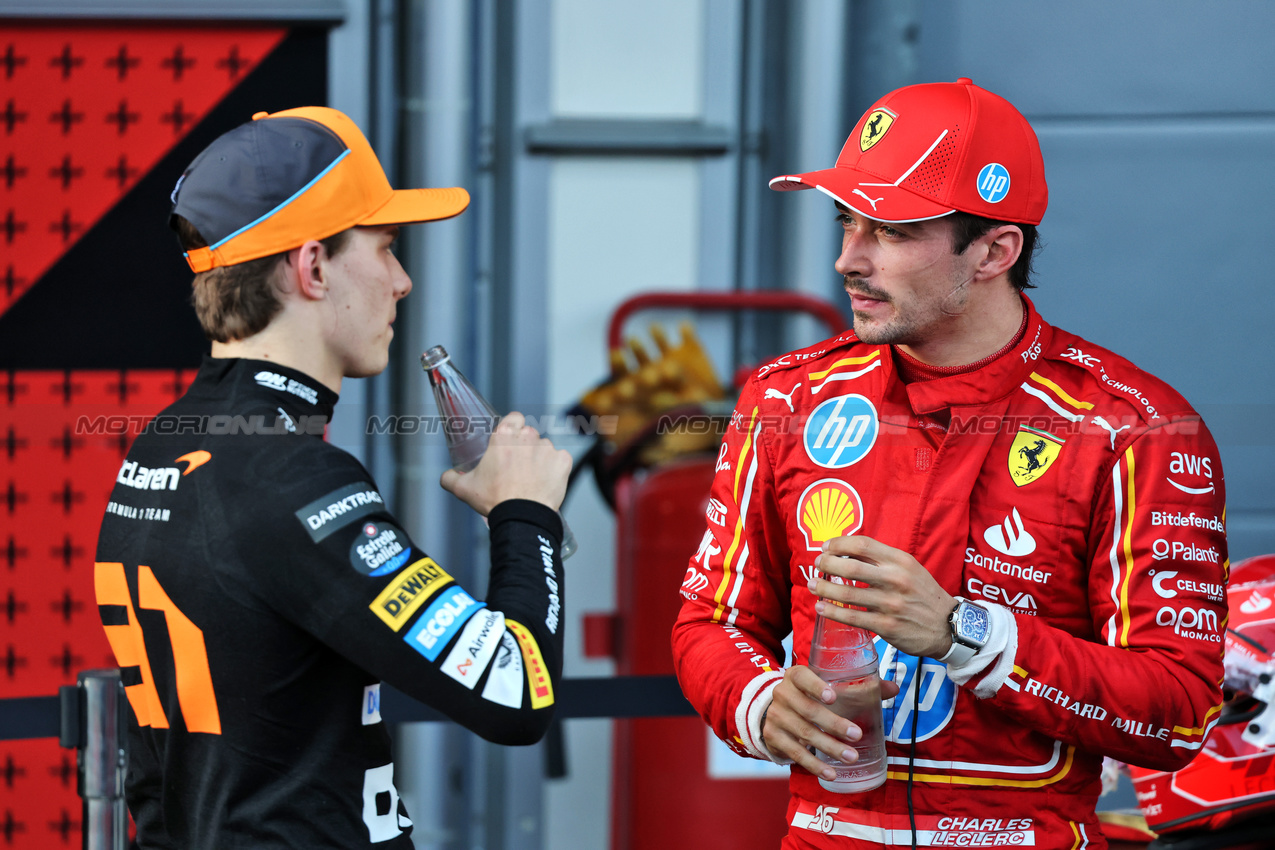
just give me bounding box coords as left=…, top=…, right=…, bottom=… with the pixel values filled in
left=948, top=212, right=1039, bottom=292
left=173, top=216, right=352, bottom=343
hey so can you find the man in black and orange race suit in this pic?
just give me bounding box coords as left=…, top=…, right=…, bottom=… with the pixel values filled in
left=94, top=107, right=571, bottom=849
left=671, top=79, right=1229, bottom=848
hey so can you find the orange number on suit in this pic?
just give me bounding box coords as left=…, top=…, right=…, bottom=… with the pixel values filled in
left=94, top=562, right=222, bottom=734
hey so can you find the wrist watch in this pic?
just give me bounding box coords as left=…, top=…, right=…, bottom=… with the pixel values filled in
left=940, top=599, right=990, bottom=666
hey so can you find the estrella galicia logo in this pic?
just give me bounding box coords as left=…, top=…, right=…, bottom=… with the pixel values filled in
left=350, top=521, right=412, bottom=577
left=976, top=163, right=1011, bottom=204
left=803, top=394, right=879, bottom=469
left=875, top=638, right=956, bottom=743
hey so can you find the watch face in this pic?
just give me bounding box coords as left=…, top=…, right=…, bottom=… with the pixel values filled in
left=957, top=604, right=990, bottom=644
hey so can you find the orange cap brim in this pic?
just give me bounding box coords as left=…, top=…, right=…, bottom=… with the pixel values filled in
left=362, top=186, right=471, bottom=226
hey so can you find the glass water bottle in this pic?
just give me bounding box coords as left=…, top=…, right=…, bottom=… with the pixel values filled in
left=421, top=345, right=577, bottom=560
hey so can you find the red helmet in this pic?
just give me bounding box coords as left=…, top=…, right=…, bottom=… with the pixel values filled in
left=1128, top=555, right=1275, bottom=843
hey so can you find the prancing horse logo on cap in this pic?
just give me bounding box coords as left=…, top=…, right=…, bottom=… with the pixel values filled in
left=860, top=109, right=896, bottom=152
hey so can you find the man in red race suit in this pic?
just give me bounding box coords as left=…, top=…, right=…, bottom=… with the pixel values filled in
left=671, top=78, right=1228, bottom=848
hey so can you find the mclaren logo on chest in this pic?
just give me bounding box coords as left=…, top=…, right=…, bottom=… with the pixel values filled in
left=1008, top=426, right=1064, bottom=487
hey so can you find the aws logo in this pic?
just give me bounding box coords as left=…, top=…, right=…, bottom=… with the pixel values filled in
left=1167, top=452, right=1215, bottom=496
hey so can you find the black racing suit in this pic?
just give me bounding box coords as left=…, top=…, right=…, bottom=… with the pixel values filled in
left=94, top=357, right=565, bottom=849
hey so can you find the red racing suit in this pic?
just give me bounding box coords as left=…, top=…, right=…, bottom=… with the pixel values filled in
left=671, top=298, right=1228, bottom=849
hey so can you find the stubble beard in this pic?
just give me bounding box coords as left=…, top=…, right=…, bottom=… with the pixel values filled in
left=845, top=272, right=971, bottom=346
left=845, top=277, right=914, bottom=346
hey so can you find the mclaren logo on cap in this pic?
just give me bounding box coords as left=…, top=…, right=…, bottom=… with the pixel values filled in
left=860, top=109, right=896, bottom=153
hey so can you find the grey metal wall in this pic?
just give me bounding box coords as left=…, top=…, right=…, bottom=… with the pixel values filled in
left=910, top=0, right=1275, bottom=561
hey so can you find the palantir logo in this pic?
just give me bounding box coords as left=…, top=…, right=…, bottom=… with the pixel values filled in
left=875, top=638, right=955, bottom=743
left=803, top=394, right=878, bottom=469
left=983, top=508, right=1036, bottom=557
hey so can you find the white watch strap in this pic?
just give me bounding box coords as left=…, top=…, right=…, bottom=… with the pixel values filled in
left=939, top=638, right=978, bottom=667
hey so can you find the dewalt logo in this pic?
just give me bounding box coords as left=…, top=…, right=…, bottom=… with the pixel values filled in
left=370, top=558, right=452, bottom=630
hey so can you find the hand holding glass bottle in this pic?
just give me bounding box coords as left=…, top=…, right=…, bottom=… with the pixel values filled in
left=422, top=345, right=577, bottom=559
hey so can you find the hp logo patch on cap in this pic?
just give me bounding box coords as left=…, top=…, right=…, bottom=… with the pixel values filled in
left=976, top=163, right=1011, bottom=204
left=803, top=394, right=879, bottom=469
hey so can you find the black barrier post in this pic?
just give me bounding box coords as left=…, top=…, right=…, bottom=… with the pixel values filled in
left=60, top=670, right=129, bottom=850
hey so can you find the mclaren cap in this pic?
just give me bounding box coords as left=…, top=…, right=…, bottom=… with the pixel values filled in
left=770, top=78, right=1046, bottom=225
left=170, top=106, right=470, bottom=272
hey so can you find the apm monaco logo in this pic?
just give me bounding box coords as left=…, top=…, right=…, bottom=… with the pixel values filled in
left=796, top=479, right=865, bottom=552
left=803, top=394, right=879, bottom=469
left=976, top=163, right=1011, bottom=204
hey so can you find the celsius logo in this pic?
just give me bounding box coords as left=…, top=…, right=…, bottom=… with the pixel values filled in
left=1151, top=569, right=1179, bottom=598
left=976, top=163, right=1011, bottom=204
left=983, top=508, right=1036, bottom=557
left=803, top=394, right=879, bottom=469
left=1241, top=591, right=1272, bottom=615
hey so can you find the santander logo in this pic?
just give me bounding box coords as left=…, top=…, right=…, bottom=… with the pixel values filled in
left=1240, top=590, right=1272, bottom=615
left=983, top=508, right=1037, bottom=558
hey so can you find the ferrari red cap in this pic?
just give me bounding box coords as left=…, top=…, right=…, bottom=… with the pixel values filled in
left=170, top=106, right=470, bottom=273
left=770, top=78, right=1047, bottom=225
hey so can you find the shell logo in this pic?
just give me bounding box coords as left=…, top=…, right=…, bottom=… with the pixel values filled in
left=796, top=478, right=865, bottom=552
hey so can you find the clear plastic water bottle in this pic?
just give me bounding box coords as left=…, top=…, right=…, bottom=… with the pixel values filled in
left=421, top=345, right=577, bottom=560
left=807, top=614, right=887, bottom=793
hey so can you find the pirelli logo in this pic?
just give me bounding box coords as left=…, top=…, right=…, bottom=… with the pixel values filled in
left=370, top=558, right=452, bottom=630
left=506, top=619, right=554, bottom=709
